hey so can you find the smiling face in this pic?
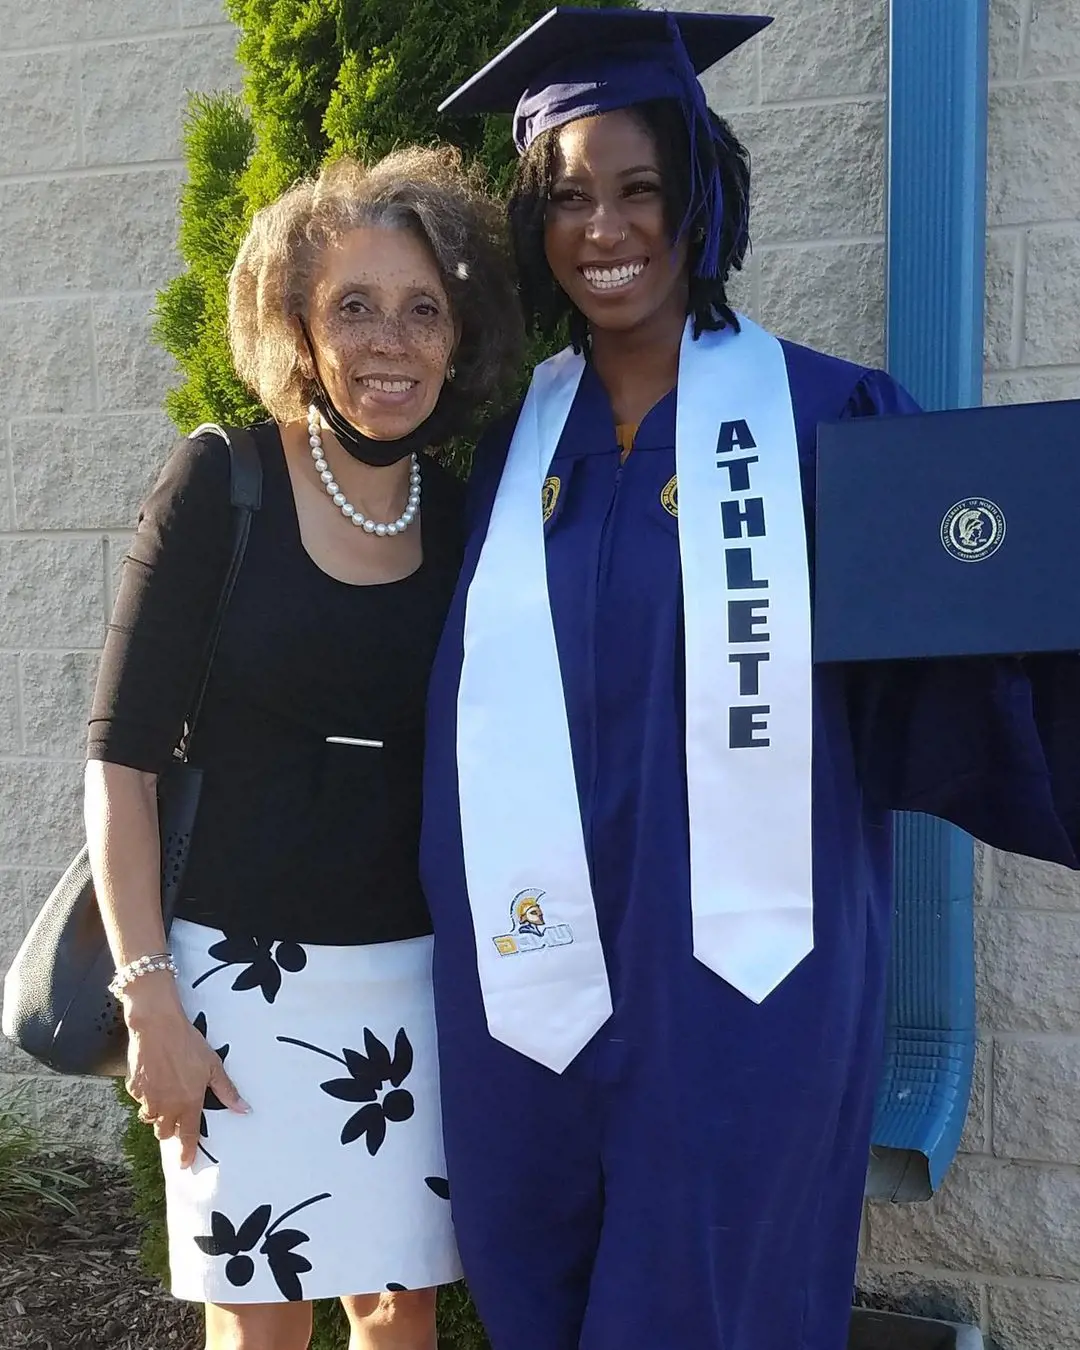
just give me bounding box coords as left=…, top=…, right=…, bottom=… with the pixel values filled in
left=543, top=109, right=689, bottom=340
left=303, top=223, right=456, bottom=440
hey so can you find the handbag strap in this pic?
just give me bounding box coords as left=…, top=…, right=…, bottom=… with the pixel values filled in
left=175, top=423, right=263, bottom=762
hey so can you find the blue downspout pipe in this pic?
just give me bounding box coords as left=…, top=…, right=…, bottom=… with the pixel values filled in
left=867, top=0, right=989, bottom=1202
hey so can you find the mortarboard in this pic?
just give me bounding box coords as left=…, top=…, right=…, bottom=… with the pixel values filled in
left=438, top=7, right=773, bottom=279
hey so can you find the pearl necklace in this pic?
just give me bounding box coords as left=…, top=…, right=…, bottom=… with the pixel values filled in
left=307, top=405, right=421, bottom=536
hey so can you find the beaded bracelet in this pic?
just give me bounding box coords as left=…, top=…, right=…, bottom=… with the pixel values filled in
left=107, top=952, right=178, bottom=999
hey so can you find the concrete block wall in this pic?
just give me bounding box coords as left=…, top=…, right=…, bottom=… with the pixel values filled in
left=0, top=0, right=239, bottom=1157
left=0, top=2, right=1078, bottom=1343
left=695, top=0, right=889, bottom=367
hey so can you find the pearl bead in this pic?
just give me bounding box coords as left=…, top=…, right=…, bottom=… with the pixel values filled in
left=305, top=407, right=419, bottom=538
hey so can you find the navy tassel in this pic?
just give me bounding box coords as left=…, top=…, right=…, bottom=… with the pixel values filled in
left=665, top=14, right=726, bottom=280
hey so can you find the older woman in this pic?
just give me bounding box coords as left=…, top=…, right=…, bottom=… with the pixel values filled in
left=84, top=148, right=519, bottom=1350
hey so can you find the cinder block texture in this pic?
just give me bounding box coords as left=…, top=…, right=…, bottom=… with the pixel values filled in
left=20, top=651, right=99, bottom=759
left=694, top=0, right=757, bottom=113
left=0, top=1, right=184, bottom=51
left=989, top=1282, right=1080, bottom=1350
left=0, top=1073, right=36, bottom=1110
left=0, top=301, right=96, bottom=416
left=959, top=1038, right=990, bottom=1156
left=865, top=1157, right=1080, bottom=1280
left=0, top=539, right=103, bottom=648
left=983, top=232, right=1019, bottom=371
left=34, top=1074, right=127, bottom=1162
left=977, top=910, right=1080, bottom=1033
left=92, top=293, right=178, bottom=412
left=986, top=367, right=1080, bottom=406
left=855, top=1268, right=983, bottom=1328
left=11, top=411, right=173, bottom=530
left=0, top=870, right=24, bottom=973
left=180, top=0, right=230, bottom=25
left=758, top=242, right=885, bottom=366
left=0, top=871, right=32, bottom=1071
left=1024, top=0, right=1080, bottom=78
left=82, top=0, right=182, bottom=42
left=0, top=429, right=11, bottom=532
left=1024, top=227, right=1080, bottom=366
left=758, top=0, right=887, bottom=102
left=0, top=52, right=81, bottom=176
left=0, top=171, right=182, bottom=297
left=988, top=82, right=1080, bottom=227
left=739, top=101, right=885, bottom=243
left=0, top=656, right=19, bottom=754
left=0, top=760, right=83, bottom=869
left=993, top=1040, right=1080, bottom=1164
left=989, top=851, right=1080, bottom=912
left=81, top=30, right=240, bottom=166
left=989, top=0, right=1025, bottom=82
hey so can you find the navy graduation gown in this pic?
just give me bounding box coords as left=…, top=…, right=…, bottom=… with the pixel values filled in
left=420, top=336, right=1080, bottom=1350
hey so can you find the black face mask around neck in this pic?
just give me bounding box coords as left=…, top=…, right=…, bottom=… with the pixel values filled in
left=298, top=319, right=453, bottom=466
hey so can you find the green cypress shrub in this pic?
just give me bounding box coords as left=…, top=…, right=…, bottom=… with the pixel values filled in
left=132, top=1, right=632, bottom=1345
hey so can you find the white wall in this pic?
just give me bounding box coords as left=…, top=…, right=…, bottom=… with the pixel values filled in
left=0, top=0, right=239, bottom=1151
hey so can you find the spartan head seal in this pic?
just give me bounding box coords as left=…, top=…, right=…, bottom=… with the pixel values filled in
left=940, top=497, right=1006, bottom=562
left=491, top=888, right=574, bottom=957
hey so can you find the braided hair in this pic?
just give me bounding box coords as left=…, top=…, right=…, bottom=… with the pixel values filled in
left=507, top=99, right=751, bottom=352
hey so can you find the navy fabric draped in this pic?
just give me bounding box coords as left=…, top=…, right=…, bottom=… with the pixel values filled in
left=420, top=335, right=1080, bottom=1350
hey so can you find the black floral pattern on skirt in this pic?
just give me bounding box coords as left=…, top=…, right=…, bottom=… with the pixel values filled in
left=192, top=934, right=308, bottom=1004
left=194, top=1193, right=331, bottom=1301
left=277, top=1028, right=415, bottom=1154
left=192, top=1012, right=229, bottom=1164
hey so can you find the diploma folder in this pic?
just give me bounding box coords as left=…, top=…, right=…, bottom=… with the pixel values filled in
left=813, top=398, right=1080, bottom=662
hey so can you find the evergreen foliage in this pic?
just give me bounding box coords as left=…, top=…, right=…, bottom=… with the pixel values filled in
left=139, top=0, right=634, bottom=1343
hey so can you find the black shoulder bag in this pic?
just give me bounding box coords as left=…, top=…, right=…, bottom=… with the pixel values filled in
left=1, top=425, right=262, bottom=1077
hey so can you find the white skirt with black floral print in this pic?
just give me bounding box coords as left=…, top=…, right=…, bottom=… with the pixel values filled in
left=160, top=919, right=461, bottom=1304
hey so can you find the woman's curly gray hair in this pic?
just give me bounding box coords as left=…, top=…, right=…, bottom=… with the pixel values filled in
left=228, top=147, right=522, bottom=434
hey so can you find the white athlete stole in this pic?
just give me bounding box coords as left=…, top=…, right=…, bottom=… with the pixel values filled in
left=456, top=317, right=814, bottom=1072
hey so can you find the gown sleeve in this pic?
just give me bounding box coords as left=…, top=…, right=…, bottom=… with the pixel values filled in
left=841, top=371, right=1080, bottom=868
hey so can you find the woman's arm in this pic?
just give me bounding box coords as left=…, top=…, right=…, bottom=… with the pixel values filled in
left=84, top=433, right=248, bottom=1165
left=85, top=759, right=248, bottom=1167
left=85, top=760, right=169, bottom=968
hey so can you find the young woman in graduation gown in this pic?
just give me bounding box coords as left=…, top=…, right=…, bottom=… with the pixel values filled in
left=420, top=10, right=1080, bottom=1350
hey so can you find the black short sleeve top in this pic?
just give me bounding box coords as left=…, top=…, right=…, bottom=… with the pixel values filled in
left=87, top=421, right=464, bottom=946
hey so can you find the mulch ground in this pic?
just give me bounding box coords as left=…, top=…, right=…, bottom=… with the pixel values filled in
left=0, top=1159, right=200, bottom=1350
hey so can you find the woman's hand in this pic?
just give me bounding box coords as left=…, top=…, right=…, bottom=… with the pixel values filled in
left=122, top=970, right=250, bottom=1168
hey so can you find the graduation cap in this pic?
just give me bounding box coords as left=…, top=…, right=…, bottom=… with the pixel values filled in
left=438, top=7, right=773, bottom=279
